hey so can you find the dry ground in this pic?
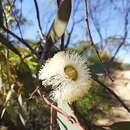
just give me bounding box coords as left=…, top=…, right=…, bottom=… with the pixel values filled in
left=96, top=70, right=130, bottom=125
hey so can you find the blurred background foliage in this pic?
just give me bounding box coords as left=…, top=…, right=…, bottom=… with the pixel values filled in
left=0, top=40, right=126, bottom=130
left=0, top=0, right=130, bottom=130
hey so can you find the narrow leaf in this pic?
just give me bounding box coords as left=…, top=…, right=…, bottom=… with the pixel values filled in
left=18, top=94, right=23, bottom=108
left=49, top=0, right=71, bottom=43
left=5, top=84, right=14, bottom=104
left=1, top=108, right=6, bottom=118
left=18, top=113, right=26, bottom=126
left=57, top=101, right=79, bottom=130
left=5, top=90, right=12, bottom=103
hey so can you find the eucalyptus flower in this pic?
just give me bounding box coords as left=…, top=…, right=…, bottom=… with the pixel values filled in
left=39, top=51, right=91, bottom=103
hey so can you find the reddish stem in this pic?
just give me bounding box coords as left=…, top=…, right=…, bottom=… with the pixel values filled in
left=36, top=89, right=85, bottom=130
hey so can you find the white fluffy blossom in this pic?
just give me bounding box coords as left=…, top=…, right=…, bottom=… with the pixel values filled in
left=39, top=51, right=91, bottom=103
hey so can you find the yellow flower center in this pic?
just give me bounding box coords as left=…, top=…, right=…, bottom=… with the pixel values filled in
left=64, top=65, right=78, bottom=80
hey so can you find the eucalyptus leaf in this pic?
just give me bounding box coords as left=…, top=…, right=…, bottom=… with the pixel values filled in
left=1, top=108, right=6, bottom=118
left=5, top=84, right=14, bottom=103
left=57, top=101, right=80, bottom=130
left=18, top=113, right=26, bottom=126
left=49, top=0, right=71, bottom=43
left=18, top=94, right=23, bottom=108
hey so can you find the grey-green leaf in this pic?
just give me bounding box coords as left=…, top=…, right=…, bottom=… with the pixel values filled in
left=57, top=101, right=80, bottom=130
left=49, top=0, right=71, bottom=43
left=1, top=108, right=6, bottom=118
left=18, top=113, right=26, bottom=126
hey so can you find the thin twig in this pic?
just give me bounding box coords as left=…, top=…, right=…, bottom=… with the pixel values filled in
left=89, top=9, right=104, bottom=49
left=65, top=29, right=73, bottom=48
left=50, top=106, right=53, bottom=130
left=1, top=2, right=38, bottom=57
left=70, top=103, right=109, bottom=130
left=7, top=0, right=23, bottom=39
left=109, top=8, right=130, bottom=63
left=93, top=77, right=130, bottom=113
left=84, top=0, right=113, bottom=81
left=28, top=86, right=40, bottom=100
left=37, top=89, right=76, bottom=123
left=69, top=103, right=92, bottom=130
left=2, top=26, right=39, bottom=57
left=60, top=34, right=65, bottom=50
left=0, top=33, right=22, bottom=58
left=29, top=87, right=85, bottom=130
left=38, top=89, right=85, bottom=130
left=33, top=0, right=46, bottom=40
